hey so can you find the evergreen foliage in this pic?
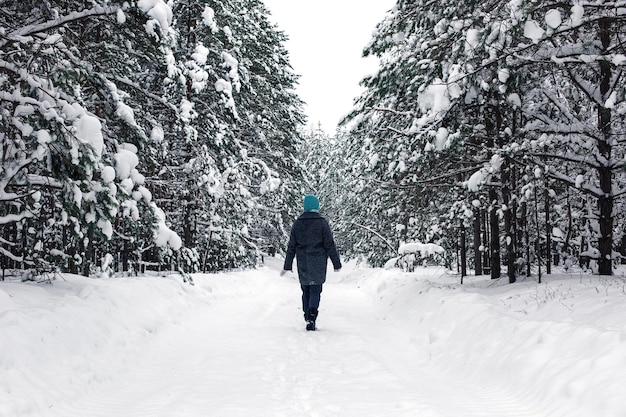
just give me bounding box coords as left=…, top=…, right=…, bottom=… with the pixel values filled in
left=0, top=0, right=305, bottom=278
left=341, top=0, right=626, bottom=277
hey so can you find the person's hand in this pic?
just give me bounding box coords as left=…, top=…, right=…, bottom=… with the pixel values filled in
left=280, top=270, right=287, bottom=276
left=334, top=268, right=341, bottom=272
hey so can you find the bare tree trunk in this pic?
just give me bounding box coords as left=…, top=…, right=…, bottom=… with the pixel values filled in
left=482, top=209, right=490, bottom=274
left=544, top=185, right=552, bottom=275
left=502, top=160, right=515, bottom=283
left=489, top=187, right=501, bottom=279
left=82, top=228, right=94, bottom=277
left=460, top=220, right=467, bottom=278
left=122, top=240, right=129, bottom=272
left=522, top=202, right=531, bottom=277
left=182, top=198, right=195, bottom=247
left=597, top=17, right=614, bottom=275
left=473, top=207, right=482, bottom=275
left=533, top=180, right=542, bottom=284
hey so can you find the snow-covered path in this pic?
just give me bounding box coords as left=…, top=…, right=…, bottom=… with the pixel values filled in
left=44, top=259, right=546, bottom=417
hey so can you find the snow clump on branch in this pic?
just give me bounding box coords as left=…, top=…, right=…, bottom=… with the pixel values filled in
left=137, top=0, right=173, bottom=37
left=152, top=204, right=182, bottom=251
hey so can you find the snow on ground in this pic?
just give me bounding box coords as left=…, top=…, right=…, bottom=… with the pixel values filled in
left=1, top=257, right=626, bottom=417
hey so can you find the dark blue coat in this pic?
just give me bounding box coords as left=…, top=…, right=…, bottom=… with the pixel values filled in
left=283, top=212, right=342, bottom=285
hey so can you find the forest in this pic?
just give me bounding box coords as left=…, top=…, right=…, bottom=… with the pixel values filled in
left=2, top=0, right=626, bottom=282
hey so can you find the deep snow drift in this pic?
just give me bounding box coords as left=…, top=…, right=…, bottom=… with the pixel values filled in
left=1, top=257, right=625, bottom=417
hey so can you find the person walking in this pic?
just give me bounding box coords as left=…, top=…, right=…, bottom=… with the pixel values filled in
left=281, top=195, right=342, bottom=331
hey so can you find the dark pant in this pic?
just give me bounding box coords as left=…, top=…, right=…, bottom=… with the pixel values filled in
left=301, top=284, right=323, bottom=314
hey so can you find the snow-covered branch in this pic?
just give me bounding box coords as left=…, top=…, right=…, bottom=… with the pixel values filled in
left=0, top=211, right=35, bottom=226
left=26, top=175, right=64, bottom=189
left=112, top=76, right=178, bottom=113
left=6, top=5, right=121, bottom=39
left=529, top=151, right=602, bottom=169
left=0, top=246, right=28, bottom=263
left=541, top=89, right=577, bottom=124
left=545, top=169, right=603, bottom=199
left=351, top=222, right=396, bottom=252
left=382, top=126, right=414, bottom=137
left=567, top=69, right=604, bottom=106
left=366, top=107, right=413, bottom=116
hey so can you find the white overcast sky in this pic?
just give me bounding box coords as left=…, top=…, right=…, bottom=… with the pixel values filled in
left=262, top=0, right=396, bottom=133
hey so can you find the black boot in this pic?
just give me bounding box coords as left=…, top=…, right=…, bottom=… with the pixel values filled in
left=306, top=308, right=318, bottom=331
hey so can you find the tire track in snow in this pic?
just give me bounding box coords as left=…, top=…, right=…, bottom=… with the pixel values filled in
left=46, top=271, right=550, bottom=417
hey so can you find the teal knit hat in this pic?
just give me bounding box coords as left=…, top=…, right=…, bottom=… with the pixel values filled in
left=303, top=194, right=320, bottom=212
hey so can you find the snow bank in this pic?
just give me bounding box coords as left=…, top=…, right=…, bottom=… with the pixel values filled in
left=350, top=267, right=626, bottom=417
left=0, top=274, right=206, bottom=417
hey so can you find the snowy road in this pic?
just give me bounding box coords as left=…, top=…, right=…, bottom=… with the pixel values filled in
left=43, top=260, right=549, bottom=417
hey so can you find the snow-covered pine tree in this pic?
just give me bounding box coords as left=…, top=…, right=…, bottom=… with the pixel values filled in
left=156, top=0, right=305, bottom=271
left=296, top=124, right=346, bottom=235
left=342, top=0, right=626, bottom=278
left=0, top=1, right=182, bottom=277
left=68, top=1, right=184, bottom=275
left=229, top=0, right=306, bottom=259
left=455, top=1, right=626, bottom=276
left=503, top=2, right=626, bottom=275
left=342, top=0, right=512, bottom=270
